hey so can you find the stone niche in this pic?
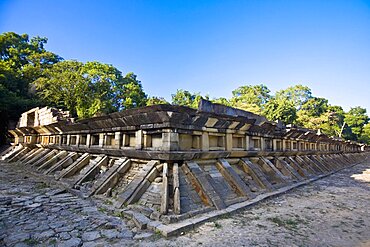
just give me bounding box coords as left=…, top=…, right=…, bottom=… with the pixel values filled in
left=70, top=135, right=77, bottom=145
left=250, top=137, right=261, bottom=151
left=285, top=140, right=291, bottom=151
left=144, top=133, right=163, bottom=149
left=179, top=134, right=201, bottom=151
left=91, top=134, right=100, bottom=146
left=292, top=141, right=298, bottom=151
left=79, top=134, right=87, bottom=146
left=209, top=133, right=225, bottom=151
left=49, top=136, right=55, bottom=144
left=55, top=136, right=60, bottom=145
left=265, top=138, right=272, bottom=151
left=305, top=143, right=310, bottom=150
left=61, top=135, right=68, bottom=145
left=311, top=143, right=316, bottom=150
left=121, top=133, right=136, bottom=148
left=232, top=135, right=245, bottom=150
left=104, top=133, right=115, bottom=147
left=274, top=139, right=283, bottom=151
left=41, top=136, right=49, bottom=145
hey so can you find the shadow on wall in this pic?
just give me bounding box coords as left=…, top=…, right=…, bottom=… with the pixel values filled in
left=0, top=111, right=17, bottom=145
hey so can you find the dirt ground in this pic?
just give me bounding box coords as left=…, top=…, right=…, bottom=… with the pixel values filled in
left=1, top=156, right=369, bottom=247
left=140, top=159, right=370, bottom=247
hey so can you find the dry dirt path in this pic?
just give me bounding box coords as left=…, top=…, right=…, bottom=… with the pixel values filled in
left=141, top=158, right=370, bottom=247
left=1, top=157, right=370, bottom=247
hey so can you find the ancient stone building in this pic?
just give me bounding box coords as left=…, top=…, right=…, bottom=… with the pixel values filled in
left=1, top=100, right=368, bottom=236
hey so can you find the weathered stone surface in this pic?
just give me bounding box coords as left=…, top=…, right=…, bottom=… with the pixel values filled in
left=132, top=213, right=151, bottom=230
left=100, top=229, right=119, bottom=239
left=216, top=159, right=254, bottom=199
left=116, top=160, right=158, bottom=207
left=81, top=231, right=101, bottom=241
left=240, top=158, right=274, bottom=191
left=184, top=162, right=226, bottom=210
left=58, top=237, right=82, bottom=247
left=160, top=162, right=169, bottom=214
left=1, top=100, right=368, bottom=240
left=133, top=232, right=154, bottom=240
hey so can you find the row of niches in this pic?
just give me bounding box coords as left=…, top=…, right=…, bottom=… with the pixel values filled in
left=34, top=132, right=171, bottom=150
left=21, top=131, right=359, bottom=152
left=48, top=132, right=163, bottom=150
left=178, top=133, right=347, bottom=152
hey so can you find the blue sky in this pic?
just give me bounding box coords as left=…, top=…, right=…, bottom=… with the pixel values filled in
left=1, top=0, right=370, bottom=112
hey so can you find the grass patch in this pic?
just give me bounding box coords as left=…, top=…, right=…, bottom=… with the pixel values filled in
left=113, top=211, right=124, bottom=218
left=214, top=221, right=222, bottom=229
left=251, top=215, right=260, bottom=221
left=98, top=207, right=108, bottom=213
left=151, top=229, right=163, bottom=240
left=256, top=223, right=267, bottom=229
left=267, top=216, right=306, bottom=230
left=23, top=238, right=40, bottom=246
left=49, top=239, right=57, bottom=245
left=35, top=182, right=48, bottom=190
left=105, top=200, right=113, bottom=205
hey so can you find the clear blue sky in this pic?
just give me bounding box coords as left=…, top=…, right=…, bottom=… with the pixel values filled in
left=1, top=0, right=370, bottom=112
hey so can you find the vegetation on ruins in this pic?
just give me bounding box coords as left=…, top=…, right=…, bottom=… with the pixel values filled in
left=0, top=31, right=369, bottom=145
left=34, top=61, right=147, bottom=118
left=0, top=32, right=147, bottom=144
left=170, top=86, right=370, bottom=144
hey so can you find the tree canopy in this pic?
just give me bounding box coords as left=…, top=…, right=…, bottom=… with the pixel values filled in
left=0, top=32, right=147, bottom=144
left=34, top=61, right=147, bottom=119
left=1, top=31, right=369, bottom=145
left=275, top=84, right=312, bottom=110
left=230, top=84, right=271, bottom=114
left=344, top=107, right=369, bottom=141
left=171, top=89, right=206, bottom=109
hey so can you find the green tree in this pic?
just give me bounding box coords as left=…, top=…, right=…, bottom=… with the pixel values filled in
left=296, top=97, right=329, bottom=130
left=0, top=32, right=61, bottom=144
left=318, top=105, right=345, bottom=137
left=35, top=61, right=147, bottom=118
left=171, top=89, right=204, bottom=109
left=359, top=123, right=370, bottom=144
left=230, top=84, right=271, bottom=114
left=146, top=96, right=169, bottom=106
left=275, top=84, right=312, bottom=110
left=344, top=106, right=369, bottom=140
left=116, top=72, right=147, bottom=110
left=78, top=61, right=123, bottom=117
left=34, top=60, right=86, bottom=117
left=263, top=97, right=297, bottom=124
left=211, top=97, right=231, bottom=106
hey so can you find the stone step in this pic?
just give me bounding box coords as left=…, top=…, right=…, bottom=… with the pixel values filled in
left=7, top=147, right=31, bottom=162
left=182, top=162, right=226, bottom=210
left=115, top=160, right=159, bottom=208
left=25, top=149, right=51, bottom=166
left=31, top=149, right=59, bottom=168
left=216, top=159, right=255, bottom=199
left=57, top=153, right=90, bottom=179
left=240, top=158, right=275, bottom=191
left=37, top=150, right=68, bottom=171
left=44, top=152, right=79, bottom=175
left=74, top=155, right=108, bottom=186
left=89, top=158, right=130, bottom=196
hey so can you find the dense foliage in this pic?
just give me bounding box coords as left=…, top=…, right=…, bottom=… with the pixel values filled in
left=1, top=32, right=369, bottom=145
left=0, top=32, right=147, bottom=144
left=170, top=85, right=369, bottom=144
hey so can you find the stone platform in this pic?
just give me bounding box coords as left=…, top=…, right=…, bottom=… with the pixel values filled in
left=1, top=100, right=369, bottom=236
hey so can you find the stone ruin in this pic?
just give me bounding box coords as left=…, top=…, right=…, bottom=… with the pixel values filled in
left=1, top=100, right=369, bottom=236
